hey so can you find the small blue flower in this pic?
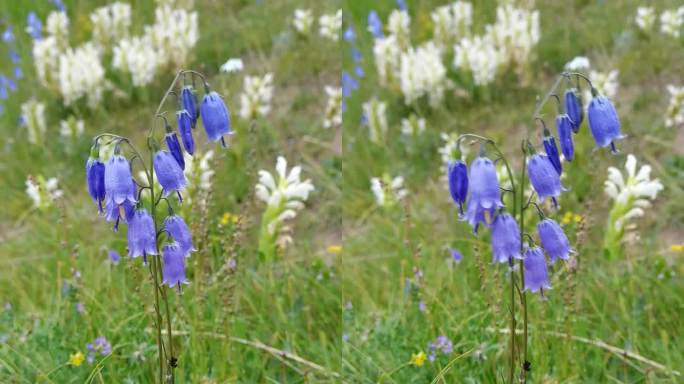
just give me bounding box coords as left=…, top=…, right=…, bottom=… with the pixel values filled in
left=14, top=67, right=23, bottom=79
left=491, top=213, right=522, bottom=264
left=164, top=215, right=195, bottom=256
left=2, top=27, right=13, bottom=43
left=180, top=86, right=199, bottom=127
left=104, top=155, right=137, bottom=205
left=447, top=160, right=468, bottom=215
left=153, top=150, right=187, bottom=198
left=527, top=154, right=565, bottom=207
left=355, top=65, right=364, bottom=78
left=128, top=209, right=157, bottom=259
left=542, top=134, right=562, bottom=175
left=86, top=157, right=106, bottom=212
left=564, top=89, right=583, bottom=133
left=344, top=26, right=355, bottom=42
left=342, top=72, right=358, bottom=98
left=176, top=109, right=195, bottom=155
left=587, top=95, right=624, bottom=153
left=26, top=12, right=43, bottom=40
left=200, top=91, right=232, bottom=146
left=537, top=218, right=573, bottom=263
left=523, top=247, right=551, bottom=295
left=556, top=114, right=574, bottom=162
left=464, top=157, right=502, bottom=233
left=165, top=132, right=185, bottom=170
left=351, top=48, right=362, bottom=63
left=396, top=0, right=408, bottom=11
left=10, top=51, right=20, bottom=64
left=450, top=248, right=463, bottom=263
left=368, top=11, right=384, bottom=38
left=108, top=250, right=121, bottom=265
left=51, top=0, right=66, bottom=12
left=162, top=244, right=188, bottom=289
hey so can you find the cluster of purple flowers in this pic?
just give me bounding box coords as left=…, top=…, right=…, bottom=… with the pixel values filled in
left=427, top=335, right=453, bottom=362
left=446, top=76, right=621, bottom=296
left=85, top=76, right=230, bottom=290
left=87, top=336, right=112, bottom=363
left=342, top=23, right=364, bottom=113
left=1, top=24, right=22, bottom=116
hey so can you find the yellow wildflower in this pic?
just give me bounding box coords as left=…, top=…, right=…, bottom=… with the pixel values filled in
left=561, top=212, right=573, bottom=225
left=327, top=245, right=342, bottom=254
left=671, top=244, right=684, bottom=252
left=410, top=351, right=427, bottom=367
left=574, top=214, right=582, bottom=223
left=220, top=212, right=239, bottom=226
left=69, top=351, right=85, bottom=366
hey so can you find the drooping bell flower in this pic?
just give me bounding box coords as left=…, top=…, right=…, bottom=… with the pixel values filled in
left=368, top=10, right=384, bottom=39
left=490, top=213, right=522, bottom=264
left=527, top=154, right=565, bottom=208
left=542, top=132, right=562, bottom=175
left=104, top=155, right=137, bottom=205
left=181, top=85, right=199, bottom=127
left=153, top=150, right=187, bottom=199
left=104, top=195, right=136, bottom=231
left=165, top=131, right=185, bottom=170
left=200, top=91, right=232, bottom=146
left=86, top=156, right=106, bottom=212
left=523, top=247, right=551, bottom=295
left=537, top=218, right=573, bottom=263
left=447, top=160, right=468, bottom=215
left=128, top=209, right=157, bottom=260
left=464, top=157, right=503, bottom=233
left=162, top=244, right=189, bottom=289
left=587, top=94, right=624, bottom=153
left=556, top=114, right=574, bottom=162
left=176, top=109, right=195, bottom=155
left=564, top=88, right=583, bottom=133
left=164, top=215, right=195, bottom=256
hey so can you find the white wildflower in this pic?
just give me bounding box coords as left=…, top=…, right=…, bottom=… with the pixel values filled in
left=32, top=36, right=60, bottom=88
left=453, top=35, right=500, bottom=86
left=146, top=4, right=199, bottom=67
left=112, top=35, right=161, bottom=86
left=400, top=114, right=426, bottom=136
left=46, top=11, right=69, bottom=48
left=20, top=99, right=46, bottom=144
left=323, top=86, right=342, bottom=128
left=373, top=35, right=401, bottom=86
left=26, top=175, right=63, bottom=209
left=664, top=84, right=684, bottom=128
left=660, top=7, right=684, bottom=38
left=256, top=156, right=315, bottom=253
left=387, top=10, right=410, bottom=49
left=370, top=174, right=408, bottom=207
left=439, top=132, right=469, bottom=170
left=220, top=58, right=244, bottom=74
left=90, top=2, right=132, bottom=48
left=635, top=6, right=657, bottom=32
left=293, top=9, right=314, bottom=35
left=239, top=73, right=274, bottom=120
left=319, top=10, right=342, bottom=42
left=59, top=116, right=85, bottom=139
left=486, top=4, right=540, bottom=68
left=362, top=98, right=387, bottom=143
left=564, top=56, right=591, bottom=72
left=431, top=1, right=472, bottom=47
left=399, top=41, right=447, bottom=106
left=58, top=43, right=106, bottom=107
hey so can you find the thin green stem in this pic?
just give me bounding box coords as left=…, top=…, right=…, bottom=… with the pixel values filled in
left=518, top=143, right=529, bottom=380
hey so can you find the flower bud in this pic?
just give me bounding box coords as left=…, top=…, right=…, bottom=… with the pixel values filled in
left=447, top=160, right=468, bottom=215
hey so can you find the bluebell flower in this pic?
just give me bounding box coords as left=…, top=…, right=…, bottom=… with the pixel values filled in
left=587, top=95, right=624, bottom=153
left=104, top=155, right=137, bottom=205
left=153, top=151, right=187, bottom=198
left=396, top=0, right=408, bottom=11
left=523, top=247, right=551, bottom=294
left=176, top=109, right=195, bottom=155
left=10, top=51, right=20, bottom=64
left=2, top=27, right=13, bottom=43
left=351, top=48, right=362, bottom=63
left=368, top=11, right=384, bottom=38
left=355, top=65, right=364, bottom=78
left=26, top=12, right=42, bottom=40
left=542, top=133, right=562, bottom=175
left=564, top=88, right=583, bottom=133
left=342, top=71, right=358, bottom=98
left=447, top=160, right=468, bottom=214
left=164, top=215, right=195, bottom=256
left=162, top=244, right=188, bottom=289
left=104, top=196, right=135, bottom=231
left=108, top=250, right=121, bottom=265
left=450, top=248, right=462, bottom=263
left=180, top=86, right=199, bottom=127
left=14, top=67, right=23, bottom=79
left=51, top=0, right=66, bottom=12
left=527, top=154, right=565, bottom=207
left=128, top=209, right=157, bottom=259
left=200, top=91, right=232, bottom=146
left=537, top=218, right=573, bottom=263
left=556, top=114, right=574, bottom=162
left=165, top=132, right=185, bottom=170
left=465, top=157, right=503, bottom=233
left=344, top=26, right=355, bottom=42
left=86, top=156, right=106, bottom=212
left=491, top=213, right=522, bottom=263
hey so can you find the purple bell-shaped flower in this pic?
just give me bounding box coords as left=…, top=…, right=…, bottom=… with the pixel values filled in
left=200, top=91, right=232, bottom=146
left=162, top=244, right=189, bottom=289
left=176, top=109, right=195, bottom=155
left=542, top=131, right=562, bottom=175
left=153, top=150, right=187, bottom=198
left=527, top=154, right=565, bottom=207
left=447, top=160, right=468, bottom=215
left=128, top=209, right=157, bottom=260
left=564, top=88, right=583, bottom=133
left=181, top=85, right=199, bottom=127
left=165, top=131, right=185, bottom=170
left=556, top=114, right=574, bottom=162
left=588, top=94, right=624, bottom=153
left=537, top=218, right=573, bottom=262
left=464, top=157, right=503, bottom=233
left=490, top=213, right=522, bottom=264
left=523, top=247, right=551, bottom=295
left=164, top=215, right=195, bottom=256
left=86, top=155, right=106, bottom=212
left=104, top=155, right=137, bottom=205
